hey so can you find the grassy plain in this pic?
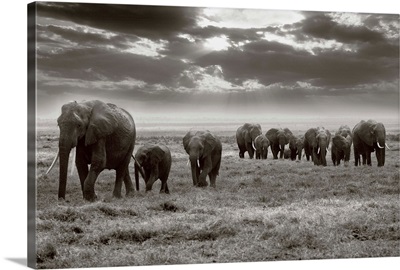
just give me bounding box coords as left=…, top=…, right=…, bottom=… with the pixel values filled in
left=35, top=119, right=400, bottom=269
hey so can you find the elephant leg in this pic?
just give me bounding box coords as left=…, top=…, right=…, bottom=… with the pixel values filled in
left=272, top=145, right=278, bottom=159
left=366, top=152, right=372, bottom=166
left=209, top=159, right=220, bottom=188
left=75, top=157, right=89, bottom=193
left=246, top=143, right=254, bottom=159
left=198, top=158, right=211, bottom=187
left=123, top=168, right=134, bottom=197
left=83, top=169, right=101, bottom=201
left=238, top=144, right=245, bottom=159
left=112, top=167, right=126, bottom=198
left=160, top=179, right=169, bottom=194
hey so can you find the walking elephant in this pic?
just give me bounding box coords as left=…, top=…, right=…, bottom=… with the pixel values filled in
left=47, top=100, right=136, bottom=201
left=265, top=128, right=293, bottom=159
left=289, top=135, right=304, bottom=161
left=134, top=144, right=171, bottom=194
left=236, top=123, right=262, bottom=159
left=183, top=130, right=222, bottom=187
left=254, top=134, right=269, bottom=159
left=332, top=134, right=352, bottom=166
left=352, top=120, right=389, bottom=167
left=304, top=127, right=331, bottom=166
left=331, top=125, right=352, bottom=166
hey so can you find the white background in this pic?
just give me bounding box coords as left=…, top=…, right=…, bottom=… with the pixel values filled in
left=1, top=0, right=399, bottom=270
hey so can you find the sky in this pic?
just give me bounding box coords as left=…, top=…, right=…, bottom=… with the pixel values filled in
left=35, top=2, right=399, bottom=122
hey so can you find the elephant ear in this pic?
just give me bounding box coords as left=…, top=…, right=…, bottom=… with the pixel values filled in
left=203, top=132, right=217, bottom=155
left=151, top=146, right=165, bottom=163
left=85, top=102, right=118, bottom=146
left=243, top=130, right=251, bottom=143
left=183, top=131, right=195, bottom=154
left=357, top=121, right=375, bottom=146
left=266, top=128, right=278, bottom=142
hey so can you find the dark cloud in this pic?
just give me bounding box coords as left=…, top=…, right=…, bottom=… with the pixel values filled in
left=38, top=47, right=187, bottom=85
left=37, top=2, right=200, bottom=40
left=35, top=3, right=399, bottom=119
left=37, top=24, right=137, bottom=49
left=301, top=13, right=385, bottom=44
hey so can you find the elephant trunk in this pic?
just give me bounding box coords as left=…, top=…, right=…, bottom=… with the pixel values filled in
left=279, top=143, right=285, bottom=159
left=58, top=146, right=71, bottom=200
left=145, top=169, right=158, bottom=192
left=190, top=156, right=199, bottom=186
left=298, top=149, right=303, bottom=160
left=319, top=146, right=327, bottom=166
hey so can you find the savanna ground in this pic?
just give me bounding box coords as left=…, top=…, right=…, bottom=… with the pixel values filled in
left=35, top=119, right=400, bottom=269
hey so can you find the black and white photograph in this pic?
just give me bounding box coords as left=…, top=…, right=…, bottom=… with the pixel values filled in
left=24, top=0, right=399, bottom=269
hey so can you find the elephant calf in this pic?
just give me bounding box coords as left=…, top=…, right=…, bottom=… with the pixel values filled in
left=332, top=134, right=352, bottom=166
left=134, top=144, right=171, bottom=193
left=254, top=134, right=269, bottom=159
left=289, top=135, right=304, bottom=161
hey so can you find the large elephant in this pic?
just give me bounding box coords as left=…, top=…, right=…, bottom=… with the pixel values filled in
left=289, top=135, right=304, bottom=161
left=134, top=144, right=171, bottom=193
left=183, top=130, right=222, bottom=187
left=352, top=120, right=388, bottom=167
left=47, top=100, right=136, bottom=201
left=254, top=134, right=269, bottom=159
left=236, top=123, right=262, bottom=159
left=331, top=125, right=352, bottom=166
left=265, top=128, right=293, bottom=159
left=304, top=127, right=331, bottom=166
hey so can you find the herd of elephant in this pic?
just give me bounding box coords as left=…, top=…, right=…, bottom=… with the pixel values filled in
left=45, top=100, right=390, bottom=202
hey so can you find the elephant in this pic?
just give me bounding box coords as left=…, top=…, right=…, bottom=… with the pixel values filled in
left=304, top=127, right=331, bottom=166
left=352, top=120, right=389, bottom=167
left=265, top=128, right=293, bottom=159
left=332, top=134, right=352, bottom=166
left=183, top=130, right=222, bottom=187
left=47, top=100, right=136, bottom=201
left=254, top=134, right=269, bottom=159
left=331, top=125, right=352, bottom=166
left=236, top=123, right=262, bottom=159
left=134, top=144, right=171, bottom=193
left=289, top=135, right=304, bottom=161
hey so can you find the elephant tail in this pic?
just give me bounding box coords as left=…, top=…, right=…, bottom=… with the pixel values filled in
left=132, top=155, right=145, bottom=191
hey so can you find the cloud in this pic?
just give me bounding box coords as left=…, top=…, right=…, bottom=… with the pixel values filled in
left=35, top=3, right=399, bottom=120
left=37, top=2, right=200, bottom=40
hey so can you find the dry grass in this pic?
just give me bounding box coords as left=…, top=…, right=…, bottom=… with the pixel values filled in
left=35, top=121, right=400, bottom=269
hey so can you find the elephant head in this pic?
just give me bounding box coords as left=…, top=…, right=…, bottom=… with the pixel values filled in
left=134, top=145, right=170, bottom=193
left=356, top=120, right=386, bottom=148
left=336, top=125, right=352, bottom=137
left=183, top=130, right=221, bottom=187
left=316, top=127, right=331, bottom=166
left=266, top=128, right=293, bottom=159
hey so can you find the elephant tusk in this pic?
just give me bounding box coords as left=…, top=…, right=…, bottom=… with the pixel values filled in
left=197, top=159, right=200, bottom=168
left=70, top=147, right=76, bottom=176
left=377, top=142, right=384, bottom=149
left=252, top=141, right=256, bottom=151
left=46, top=149, right=59, bottom=174
left=187, top=159, right=190, bottom=166
left=385, top=143, right=390, bottom=150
